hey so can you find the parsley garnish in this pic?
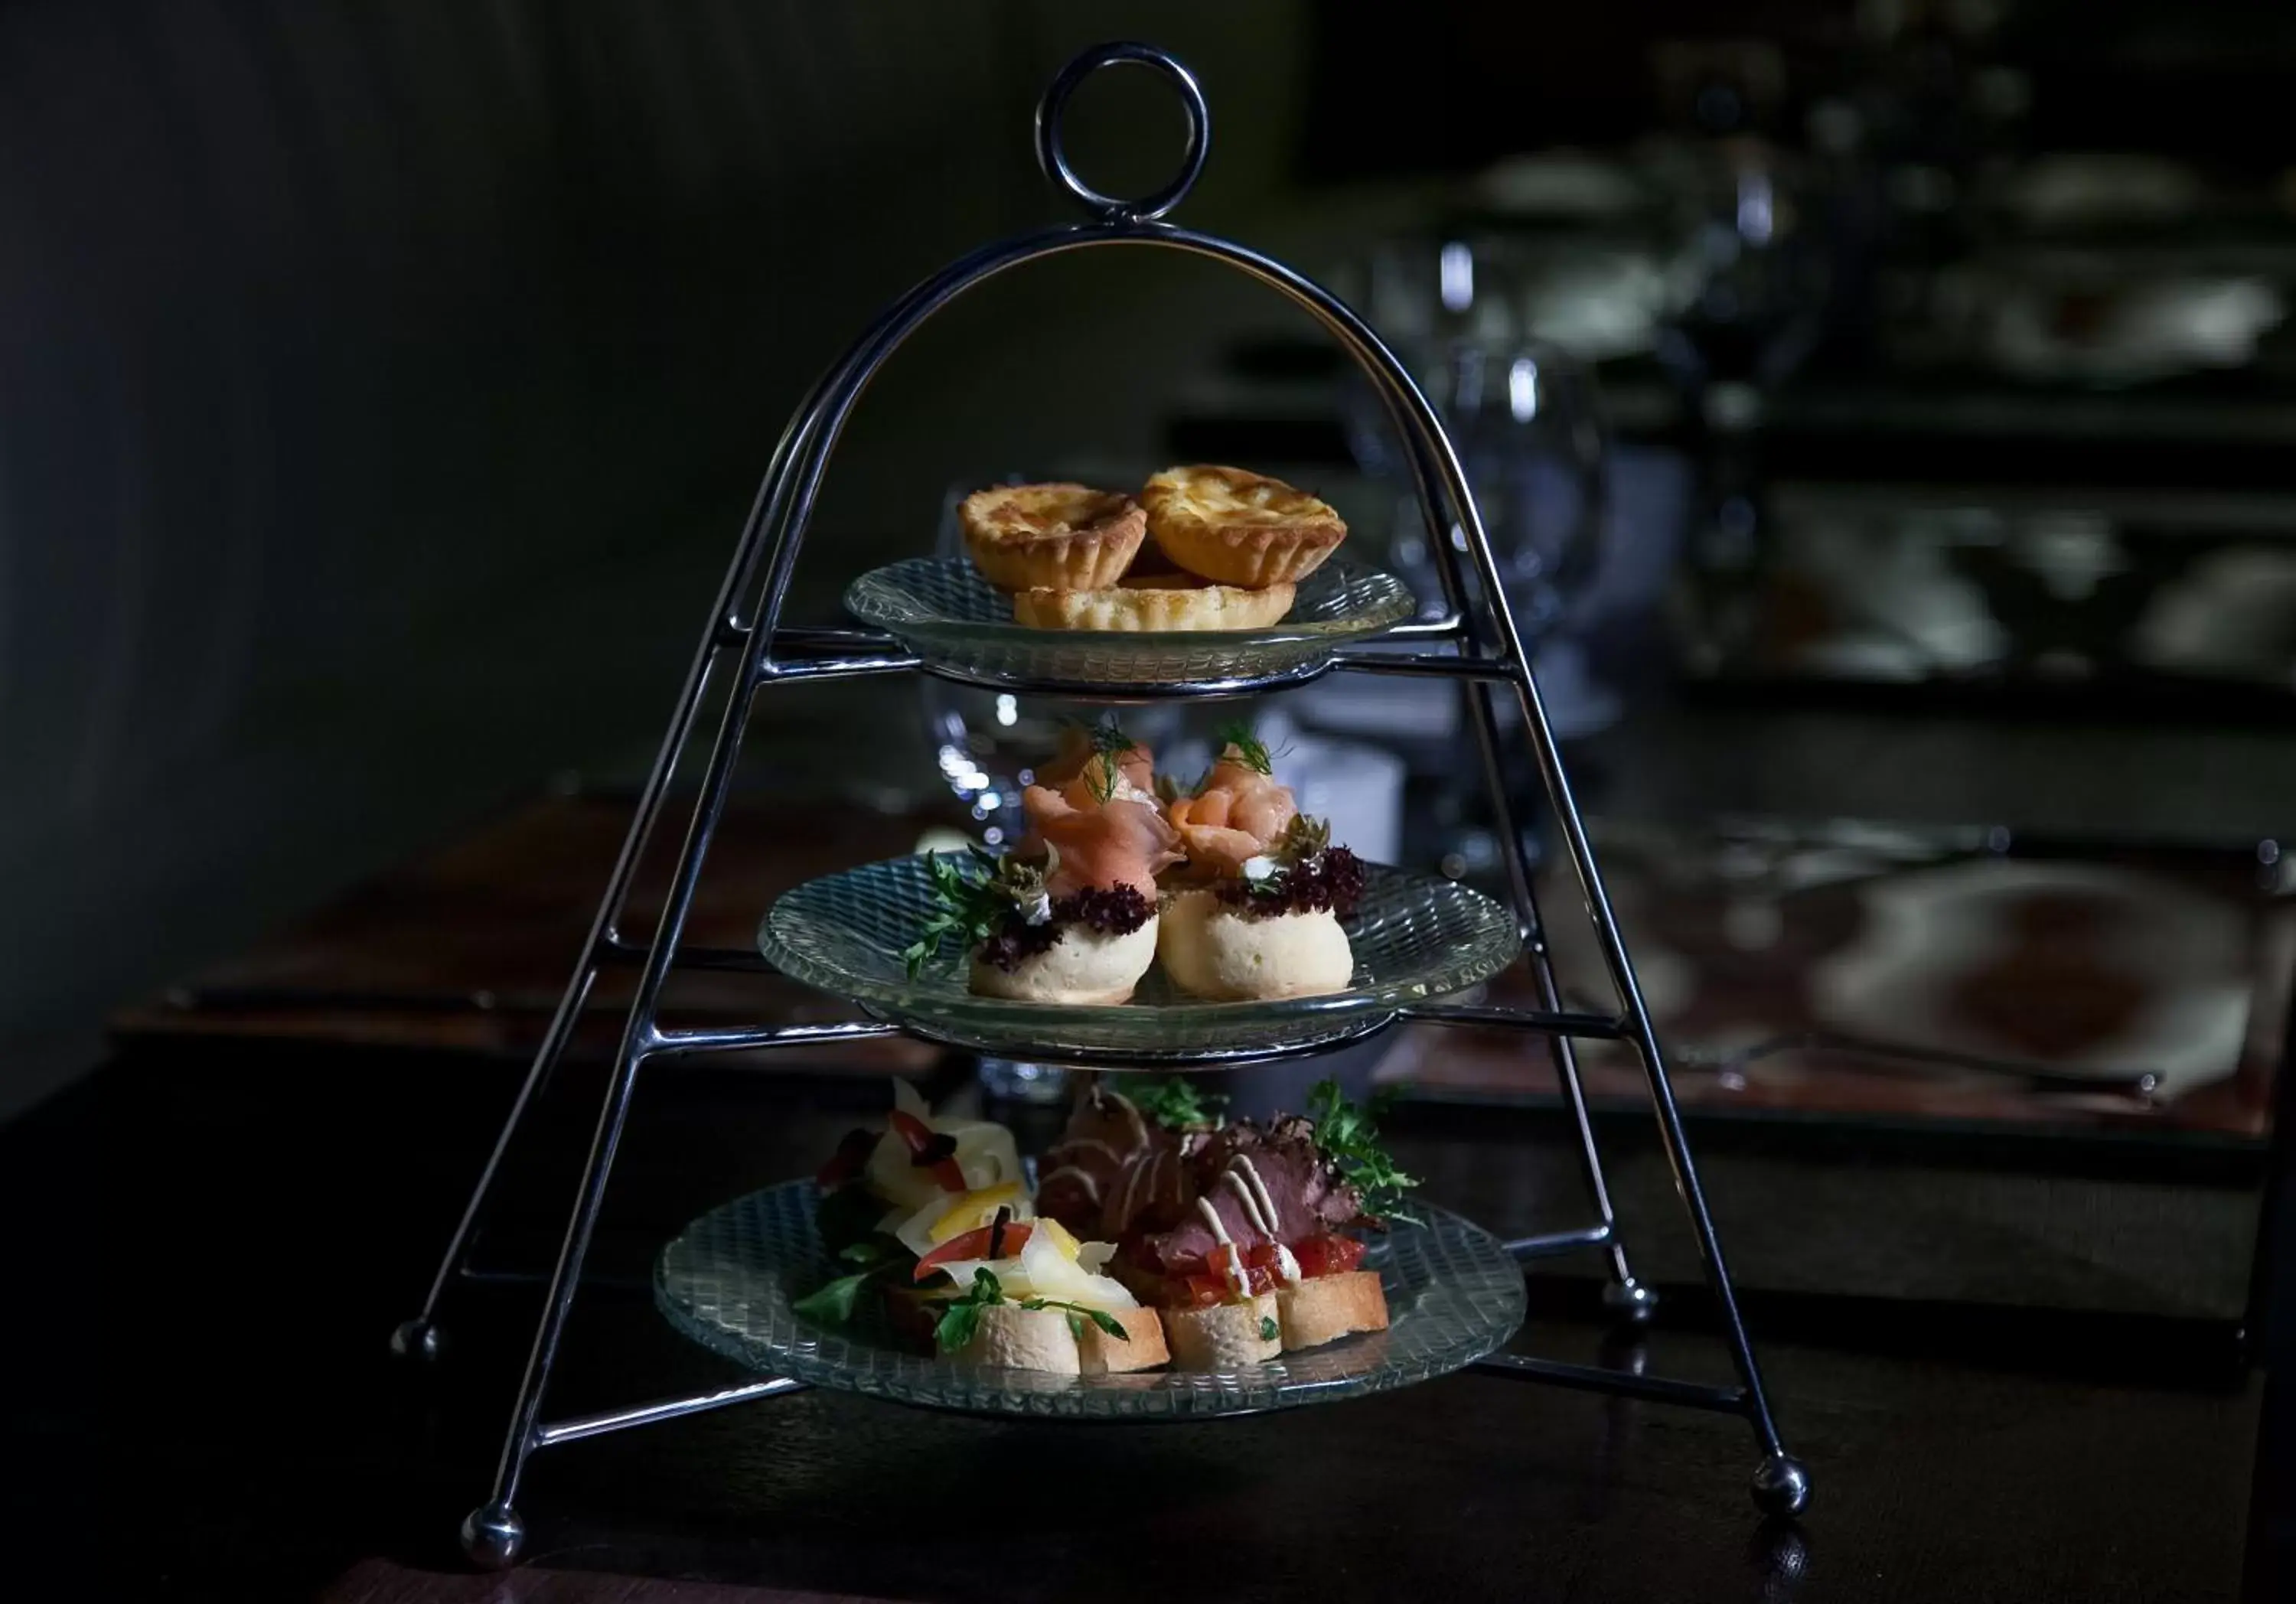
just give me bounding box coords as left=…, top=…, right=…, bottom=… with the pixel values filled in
left=901, top=846, right=1054, bottom=978
left=1305, top=1077, right=1420, bottom=1224
left=932, top=1268, right=1127, bottom=1354
left=1260, top=1315, right=1280, bottom=1342
left=1214, top=719, right=1274, bottom=775
left=1132, top=1077, right=1227, bottom=1130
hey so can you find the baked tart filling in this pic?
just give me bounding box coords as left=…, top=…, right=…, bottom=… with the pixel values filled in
left=1140, top=465, right=1348, bottom=588
left=958, top=481, right=1146, bottom=592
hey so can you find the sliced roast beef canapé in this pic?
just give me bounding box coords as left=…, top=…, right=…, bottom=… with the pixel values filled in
left=1127, top=1114, right=1365, bottom=1279
left=1035, top=1083, right=1204, bottom=1241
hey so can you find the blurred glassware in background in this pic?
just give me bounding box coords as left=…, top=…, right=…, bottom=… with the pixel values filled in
left=1339, top=234, right=1623, bottom=741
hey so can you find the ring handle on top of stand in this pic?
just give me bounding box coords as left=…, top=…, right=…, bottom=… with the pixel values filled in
left=1033, top=41, right=1209, bottom=222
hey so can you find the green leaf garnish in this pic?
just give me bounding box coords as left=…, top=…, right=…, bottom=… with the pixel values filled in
left=933, top=1266, right=1128, bottom=1353
left=1231, top=815, right=1339, bottom=906
left=1132, top=1077, right=1227, bottom=1130
left=792, top=1268, right=877, bottom=1325
left=1260, top=1315, right=1280, bottom=1342
left=902, top=846, right=1054, bottom=978
left=934, top=1267, right=1004, bottom=1353
left=1214, top=719, right=1274, bottom=775
left=1022, top=1298, right=1128, bottom=1339
left=1306, top=1077, right=1420, bottom=1225
left=1275, top=813, right=1331, bottom=866
left=794, top=1238, right=912, bottom=1326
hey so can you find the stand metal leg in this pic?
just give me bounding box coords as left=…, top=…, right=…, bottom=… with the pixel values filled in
left=1388, top=330, right=1805, bottom=1512
left=393, top=964, right=598, bottom=1364
left=1446, top=591, right=1652, bottom=1318
left=395, top=292, right=849, bottom=1361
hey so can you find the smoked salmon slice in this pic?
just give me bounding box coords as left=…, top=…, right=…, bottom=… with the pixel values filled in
left=1166, top=750, right=1300, bottom=874
left=1020, top=786, right=1182, bottom=898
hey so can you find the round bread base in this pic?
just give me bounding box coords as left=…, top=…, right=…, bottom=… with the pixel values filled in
left=967, top=918, right=1159, bottom=1005
left=1156, top=892, right=1354, bottom=1001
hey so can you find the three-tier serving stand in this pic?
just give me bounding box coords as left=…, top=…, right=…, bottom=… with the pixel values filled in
left=395, top=45, right=1810, bottom=1569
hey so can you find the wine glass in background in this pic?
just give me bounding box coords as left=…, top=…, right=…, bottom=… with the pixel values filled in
left=1341, top=237, right=1619, bottom=736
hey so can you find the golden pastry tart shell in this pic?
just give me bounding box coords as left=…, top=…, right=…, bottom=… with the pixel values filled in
left=960, top=483, right=1147, bottom=592
left=1011, top=576, right=1297, bottom=632
left=1142, top=465, right=1347, bottom=588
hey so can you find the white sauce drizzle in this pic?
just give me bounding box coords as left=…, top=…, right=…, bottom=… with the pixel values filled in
left=1106, top=1089, right=1150, bottom=1150
left=1222, top=1155, right=1301, bottom=1284
left=1117, top=1151, right=1153, bottom=1225
left=1046, top=1136, right=1124, bottom=1165
left=1042, top=1164, right=1101, bottom=1204
left=1194, top=1197, right=1252, bottom=1302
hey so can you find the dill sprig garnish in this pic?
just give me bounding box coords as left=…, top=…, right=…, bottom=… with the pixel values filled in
left=1213, top=719, right=1274, bottom=775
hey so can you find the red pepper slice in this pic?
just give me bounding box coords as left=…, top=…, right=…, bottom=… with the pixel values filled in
left=887, top=1109, right=967, bottom=1193
left=913, top=1220, right=1035, bottom=1282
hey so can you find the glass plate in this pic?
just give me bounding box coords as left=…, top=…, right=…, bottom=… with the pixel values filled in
left=843, top=556, right=1417, bottom=692
left=656, top=1179, right=1527, bottom=1420
left=758, top=858, right=1522, bottom=1062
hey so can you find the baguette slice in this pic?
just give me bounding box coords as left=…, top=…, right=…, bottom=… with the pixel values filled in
left=912, top=1294, right=1170, bottom=1376
left=1276, top=1270, right=1388, bottom=1351
left=1163, top=1292, right=1282, bottom=1369
left=961, top=1302, right=1084, bottom=1374
left=1079, top=1305, right=1171, bottom=1374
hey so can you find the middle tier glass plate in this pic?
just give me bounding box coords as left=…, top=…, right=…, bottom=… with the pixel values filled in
left=843, top=555, right=1417, bottom=693
left=759, top=856, right=1522, bottom=1062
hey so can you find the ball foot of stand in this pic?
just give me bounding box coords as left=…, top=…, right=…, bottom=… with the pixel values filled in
left=1752, top=1453, right=1812, bottom=1517
left=390, top=1317, right=444, bottom=1363
left=1601, top=1276, right=1658, bottom=1325
left=461, top=1502, right=526, bottom=1570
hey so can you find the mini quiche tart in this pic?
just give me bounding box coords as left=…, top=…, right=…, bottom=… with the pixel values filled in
left=958, top=483, right=1146, bottom=592
left=1010, top=572, right=1297, bottom=632
left=1140, top=465, right=1347, bottom=588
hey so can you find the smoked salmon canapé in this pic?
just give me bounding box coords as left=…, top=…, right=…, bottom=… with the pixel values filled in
left=1156, top=723, right=1364, bottom=1002
left=903, top=728, right=1176, bottom=1006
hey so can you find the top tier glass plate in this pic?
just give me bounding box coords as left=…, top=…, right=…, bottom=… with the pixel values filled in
left=655, top=1179, right=1527, bottom=1421
left=758, top=856, right=1522, bottom=1065
left=843, top=556, right=1417, bottom=693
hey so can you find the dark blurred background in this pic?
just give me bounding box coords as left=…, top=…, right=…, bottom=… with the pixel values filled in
left=7, top=0, right=2296, bottom=1120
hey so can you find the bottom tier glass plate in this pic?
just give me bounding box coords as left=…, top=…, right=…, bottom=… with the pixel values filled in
left=758, top=856, right=1522, bottom=1061
left=655, top=1180, right=1528, bottom=1421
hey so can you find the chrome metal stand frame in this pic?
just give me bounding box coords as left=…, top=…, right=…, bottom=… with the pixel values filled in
left=399, top=44, right=1810, bottom=1571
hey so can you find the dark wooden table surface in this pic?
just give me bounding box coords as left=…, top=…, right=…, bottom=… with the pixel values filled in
left=12, top=1028, right=2288, bottom=1602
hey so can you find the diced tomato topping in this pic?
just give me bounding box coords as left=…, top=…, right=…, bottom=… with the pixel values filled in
left=814, top=1127, right=877, bottom=1189
left=887, top=1109, right=967, bottom=1192
left=1291, top=1234, right=1367, bottom=1278
left=912, top=1219, right=1033, bottom=1281
left=1186, top=1244, right=1277, bottom=1302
